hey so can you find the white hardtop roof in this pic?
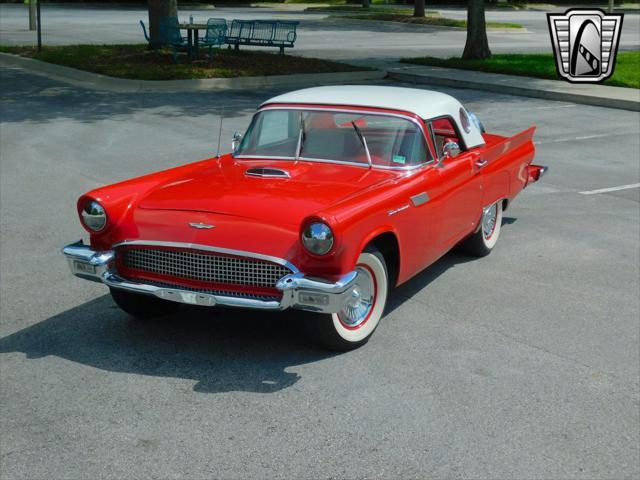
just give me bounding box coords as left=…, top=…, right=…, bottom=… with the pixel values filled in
left=261, top=86, right=485, bottom=148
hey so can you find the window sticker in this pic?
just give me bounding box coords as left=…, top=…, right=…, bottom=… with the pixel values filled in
left=392, top=155, right=406, bottom=164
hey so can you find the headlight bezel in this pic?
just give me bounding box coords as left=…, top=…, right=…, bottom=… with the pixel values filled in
left=80, top=200, right=108, bottom=232
left=301, top=221, right=334, bottom=256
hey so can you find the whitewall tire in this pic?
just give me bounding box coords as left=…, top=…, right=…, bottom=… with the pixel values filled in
left=306, top=247, right=388, bottom=351
left=460, top=200, right=503, bottom=257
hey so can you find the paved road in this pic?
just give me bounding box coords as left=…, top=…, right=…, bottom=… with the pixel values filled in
left=1, top=65, right=639, bottom=479
left=0, top=4, right=638, bottom=62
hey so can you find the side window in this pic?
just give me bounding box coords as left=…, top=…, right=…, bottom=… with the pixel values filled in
left=430, top=117, right=463, bottom=158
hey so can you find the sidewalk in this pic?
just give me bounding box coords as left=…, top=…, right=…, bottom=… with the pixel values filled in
left=376, top=61, right=640, bottom=112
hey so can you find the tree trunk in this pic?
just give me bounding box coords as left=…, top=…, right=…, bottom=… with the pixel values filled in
left=462, top=0, right=491, bottom=60
left=413, top=0, right=425, bottom=18
left=148, top=0, right=178, bottom=47
left=28, top=0, right=36, bottom=31
left=362, top=0, right=370, bottom=8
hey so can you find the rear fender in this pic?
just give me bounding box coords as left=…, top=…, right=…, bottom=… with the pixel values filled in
left=481, top=126, right=537, bottom=206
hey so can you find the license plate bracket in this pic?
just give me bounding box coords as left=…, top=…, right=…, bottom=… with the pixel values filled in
left=73, top=260, right=96, bottom=275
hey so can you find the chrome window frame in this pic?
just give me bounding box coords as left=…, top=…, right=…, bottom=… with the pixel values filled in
left=234, top=106, right=437, bottom=171
left=428, top=114, right=469, bottom=161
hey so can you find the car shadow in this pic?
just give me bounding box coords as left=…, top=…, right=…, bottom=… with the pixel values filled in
left=386, top=251, right=474, bottom=314
left=0, top=296, right=335, bottom=394
left=386, top=215, right=517, bottom=313
left=0, top=217, right=517, bottom=393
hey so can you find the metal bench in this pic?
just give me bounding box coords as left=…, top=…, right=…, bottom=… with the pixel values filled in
left=200, top=18, right=228, bottom=61
left=226, top=20, right=298, bottom=54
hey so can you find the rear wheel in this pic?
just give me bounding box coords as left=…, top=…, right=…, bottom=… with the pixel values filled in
left=305, top=247, right=388, bottom=351
left=459, top=200, right=503, bottom=257
left=110, top=288, right=179, bottom=319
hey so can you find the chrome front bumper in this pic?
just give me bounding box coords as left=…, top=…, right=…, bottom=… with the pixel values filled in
left=62, top=240, right=358, bottom=314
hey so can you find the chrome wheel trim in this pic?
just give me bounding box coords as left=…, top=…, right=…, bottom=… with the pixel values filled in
left=337, top=266, right=375, bottom=329
left=482, top=203, right=498, bottom=240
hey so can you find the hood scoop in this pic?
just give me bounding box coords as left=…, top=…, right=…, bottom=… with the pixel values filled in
left=245, top=167, right=291, bottom=179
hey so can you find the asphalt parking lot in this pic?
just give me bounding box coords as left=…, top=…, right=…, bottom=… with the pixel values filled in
left=1, top=65, right=639, bottom=479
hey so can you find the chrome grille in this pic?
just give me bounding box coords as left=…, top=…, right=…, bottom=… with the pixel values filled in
left=120, top=248, right=292, bottom=288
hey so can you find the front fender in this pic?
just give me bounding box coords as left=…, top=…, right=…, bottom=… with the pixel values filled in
left=77, top=159, right=212, bottom=249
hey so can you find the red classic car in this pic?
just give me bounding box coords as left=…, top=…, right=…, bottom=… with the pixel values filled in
left=63, top=86, right=546, bottom=350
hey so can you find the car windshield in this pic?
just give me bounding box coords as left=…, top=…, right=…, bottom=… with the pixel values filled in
left=234, top=109, right=431, bottom=168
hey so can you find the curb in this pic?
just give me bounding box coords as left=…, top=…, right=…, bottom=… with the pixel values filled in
left=0, top=53, right=387, bottom=93
left=388, top=67, right=640, bottom=112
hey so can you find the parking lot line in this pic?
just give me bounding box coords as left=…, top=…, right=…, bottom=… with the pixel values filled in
left=579, top=183, right=640, bottom=195
left=534, top=133, right=613, bottom=145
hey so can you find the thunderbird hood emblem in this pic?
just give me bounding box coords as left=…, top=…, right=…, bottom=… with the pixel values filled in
left=189, top=222, right=215, bottom=229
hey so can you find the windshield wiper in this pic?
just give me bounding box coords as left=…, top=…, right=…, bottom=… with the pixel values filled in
left=351, top=121, right=372, bottom=169
left=295, top=111, right=306, bottom=160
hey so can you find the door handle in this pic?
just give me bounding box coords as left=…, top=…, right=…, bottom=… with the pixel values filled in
left=475, top=158, right=488, bottom=168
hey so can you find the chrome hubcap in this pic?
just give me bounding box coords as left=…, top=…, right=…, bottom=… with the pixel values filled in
left=338, top=266, right=375, bottom=328
left=482, top=204, right=498, bottom=239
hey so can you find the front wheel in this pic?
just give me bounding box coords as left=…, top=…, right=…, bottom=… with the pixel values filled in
left=459, top=200, right=503, bottom=257
left=305, top=247, right=388, bottom=351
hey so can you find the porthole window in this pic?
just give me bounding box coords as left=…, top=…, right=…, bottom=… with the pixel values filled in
left=459, top=108, right=471, bottom=133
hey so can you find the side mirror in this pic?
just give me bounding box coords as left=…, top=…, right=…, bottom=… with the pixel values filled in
left=232, top=132, right=243, bottom=153
left=443, top=141, right=460, bottom=159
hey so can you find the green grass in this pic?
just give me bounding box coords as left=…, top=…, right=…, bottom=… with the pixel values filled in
left=333, top=13, right=523, bottom=29
left=401, top=52, right=640, bottom=89
left=0, top=44, right=366, bottom=80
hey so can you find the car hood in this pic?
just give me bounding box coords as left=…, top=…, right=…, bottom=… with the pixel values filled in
left=137, top=156, right=396, bottom=226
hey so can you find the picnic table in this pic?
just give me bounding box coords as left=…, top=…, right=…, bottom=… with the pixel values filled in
left=179, top=22, right=208, bottom=59
left=141, top=18, right=298, bottom=61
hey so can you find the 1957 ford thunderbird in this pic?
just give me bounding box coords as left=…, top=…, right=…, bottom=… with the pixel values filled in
left=62, top=86, right=546, bottom=350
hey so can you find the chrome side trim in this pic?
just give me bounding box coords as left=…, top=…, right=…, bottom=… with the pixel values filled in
left=112, top=240, right=300, bottom=274
left=410, top=192, right=429, bottom=207
left=388, top=204, right=410, bottom=216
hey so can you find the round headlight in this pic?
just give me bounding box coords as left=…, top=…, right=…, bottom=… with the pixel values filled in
left=81, top=200, right=107, bottom=232
left=302, top=222, right=334, bottom=255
